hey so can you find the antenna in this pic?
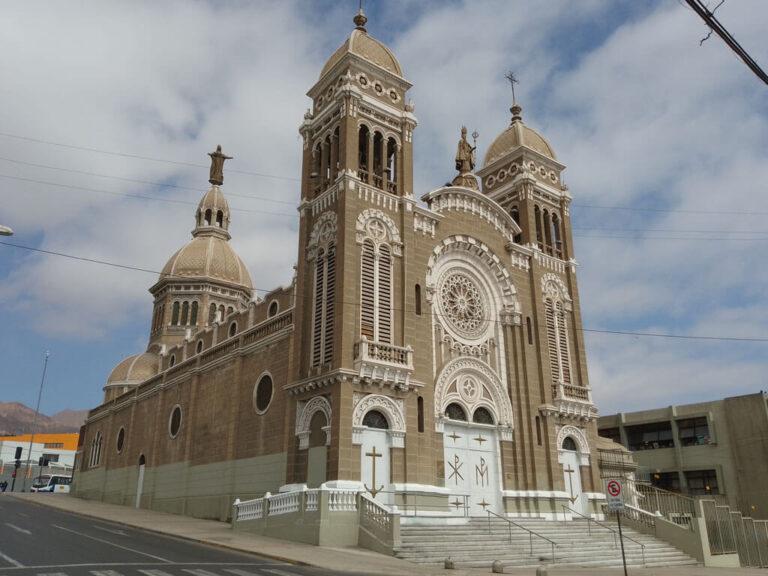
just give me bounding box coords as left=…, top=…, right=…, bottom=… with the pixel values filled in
left=504, top=71, right=519, bottom=105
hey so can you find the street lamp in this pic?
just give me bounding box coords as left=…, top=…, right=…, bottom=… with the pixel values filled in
left=0, top=225, right=13, bottom=236
left=21, top=351, right=50, bottom=492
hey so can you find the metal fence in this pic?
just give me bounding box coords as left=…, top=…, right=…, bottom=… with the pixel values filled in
left=700, top=498, right=768, bottom=567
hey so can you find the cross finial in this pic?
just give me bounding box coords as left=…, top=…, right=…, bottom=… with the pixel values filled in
left=354, top=0, right=368, bottom=31
left=504, top=71, right=518, bottom=105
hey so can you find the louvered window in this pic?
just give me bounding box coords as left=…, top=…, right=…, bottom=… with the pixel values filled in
left=323, top=248, right=336, bottom=365
left=360, top=240, right=376, bottom=339
left=359, top=240, right=393, bottom=343
left=545, top=297, right=573, bottom=388
left=311, top=250, right=325, bottom=366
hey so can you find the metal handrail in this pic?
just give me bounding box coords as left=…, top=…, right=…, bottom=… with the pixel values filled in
left=487, top=509, right=557, bottom=562
left=562, top=505, right=646, bottom=566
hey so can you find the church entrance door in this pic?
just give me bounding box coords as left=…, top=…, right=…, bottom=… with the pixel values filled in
left=561, top=448, right=587, bottom=515
left=360, top=428, right=391, bottom=505
left=443, top=422, right=501, bottom=516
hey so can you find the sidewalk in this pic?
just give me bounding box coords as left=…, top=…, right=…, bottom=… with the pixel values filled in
left=7, top=493, right=758, bottom=576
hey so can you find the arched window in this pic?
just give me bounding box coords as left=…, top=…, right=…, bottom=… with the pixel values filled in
left=227, top=306, right=234, bottom=316
left=90, top=431, right=103, bottom=467
left=445, top=403, right=467, bottom=421
left=415, top=284, right=422, bottom=316
left=190, top=301, right=198, bottom=326
left=229, top=322, right=237, bottom=337
left=362, top=410, right=389, bottom=429
left=180, top=301, right=189, bottom=325
left=545, top=297, right=573, bottom=389
left=417, top=396, right=424, bottom=433
left=526, top=317, right=533, bottom=345
left=386, top=137, right=397, bottom=193
left=311, top=246, right=336, bottom=367
left=562, top=436, right=578, bottom=451
left=358, top=125, right=370, bottom=183
left=552, top=214, right=562, bottom=258
left=171, top=301, right=180, bottom=326
left=311, top=142, right=322, bottom=193
left=331, top=126, right=340, bottom=182
left=169, top=354, right=176, bottom=367
left=372, top=131, right=384, bottom=188
left=216, top=210, right=224, bottom=227
left=196, top=209, right=203, bottom=226
left=196, top=340, right=203, bottom=354
left=218, top=304, right=225, bottom=322
left=323, top=135, right=332, bottom=186
left=534, top=205, right=544, bottom=249
left=510, top=205, right=522, bottom=244
left=312, top=249, right=326, bottom=366
left=359, top=239, right=392, bottom=343
left=208, top=303, right=217, bottom=324
left=473, top=407, right=495, bottom=425
left=536, top=416, right=542, bottom=446
left=204, top=209, right=212, bottom=226
left=323, top=247, right=336, bottom=364
left=543, top=209, right=553, bottom=255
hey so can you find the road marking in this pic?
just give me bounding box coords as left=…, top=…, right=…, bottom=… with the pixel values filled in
left=0, top=562, right=281, bottom=572
left=261, top=570, right=301, bottom=576
left=37, top=573, right=67, bottom=576
left=3, top=524, right=31, bottom=536
left=182, top=570, right=220, bottom=576
left=0, top=550, right=22, bottom=569
left=223, top=570, right=263, bottom=576
left=91, top=571, right=125, bottom=576
left=138, top=570, right=174, bottom=576
left=52, top=525, right=172, bottom=563
left=93, top=526, right=128, bottom=536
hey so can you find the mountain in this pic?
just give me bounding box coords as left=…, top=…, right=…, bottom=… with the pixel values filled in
left=0, top=402, right=86, bottom=436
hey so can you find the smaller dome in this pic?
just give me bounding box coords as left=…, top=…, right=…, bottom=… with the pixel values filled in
left=321, top=28, right=403, bottom=79
left=194, top=185, right=230, bottom=239
left=161, top=235, right=253, bottom=290
left=483, top=105, right=556, bottom=167
left=106, top=352, right=160, bottom=387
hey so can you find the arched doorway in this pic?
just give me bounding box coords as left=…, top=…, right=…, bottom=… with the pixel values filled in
left=359, top=410, right=391, bottom=505
left=559, top=435, right=587, bottom=514
left=442, top=402, right=502, bottom=516
left=135, top=454, right=146, bottom=509
left=306, top=411, right=328, bottom=488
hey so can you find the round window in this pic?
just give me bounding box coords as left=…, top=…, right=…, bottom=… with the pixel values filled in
left=169, top=405, right=182, bottom=438
left=268, top=301, right=279, bottom=318
left=374, top=83, right=383, bottom=94
left=116, top=427, right=125, bottom=453
left=253, top=374, right=274, bottom=414
left=389, top=90, right=398, bottom=101
left=438, top=270, right=489, bottom=340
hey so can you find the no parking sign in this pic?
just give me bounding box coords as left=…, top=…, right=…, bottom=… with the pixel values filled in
left=607, top=479, right=624, bottom=511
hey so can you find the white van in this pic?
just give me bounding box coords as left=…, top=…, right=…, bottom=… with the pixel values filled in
left=30, top=474, right=72, bottom=493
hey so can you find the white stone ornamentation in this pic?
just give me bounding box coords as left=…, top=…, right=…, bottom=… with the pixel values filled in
left=295, top=395, right=332, bottom=450
left=355, top=209, right=402, bottom=256
left=307, top=211, right=337, bottom=261
left=438, top=271, right=488, bottom=340
left=351, top=393, right=406, bottom=448
left=556, top=424, right=590, bottom=455
left=433, top=357, right=514, bottom=441
left=541, top=273, right=572, bottom=309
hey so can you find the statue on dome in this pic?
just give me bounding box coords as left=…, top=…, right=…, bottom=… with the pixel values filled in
left=208, top=145, right=233, bottom=186
left=452, top=126, right=479, bottom=190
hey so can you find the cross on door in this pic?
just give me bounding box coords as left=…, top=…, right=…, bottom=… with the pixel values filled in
left=364, top=446, right=384, bottom=497
left=564, top=464, right=578, bottom=504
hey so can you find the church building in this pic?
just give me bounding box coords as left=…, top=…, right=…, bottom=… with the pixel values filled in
left=74, top=9, right=603, bottom=525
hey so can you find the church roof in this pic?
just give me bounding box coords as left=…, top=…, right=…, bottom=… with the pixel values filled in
left=105, top=352, right=160, bottom=387
left=483, top=104, right=556, bottom=167
left=161, top=235, right=252, bottom=290
left=320, top=27, right=403, bottom=79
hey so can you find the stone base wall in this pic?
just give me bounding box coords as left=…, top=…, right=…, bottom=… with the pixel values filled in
left=73, top=452, right=287, bottom=521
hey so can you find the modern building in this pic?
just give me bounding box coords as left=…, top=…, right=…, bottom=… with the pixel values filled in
left=0, top=433, right=79, bottom=490
left=74, top=8, right=604, bottom=524
left=598, top=391, right=768, bottom=519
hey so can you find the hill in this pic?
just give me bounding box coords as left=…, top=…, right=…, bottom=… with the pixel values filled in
left=0, top=402, right=87, bottom=435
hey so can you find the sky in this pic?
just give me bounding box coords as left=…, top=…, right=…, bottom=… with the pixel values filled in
left=0, top=0, right=767, bottom=417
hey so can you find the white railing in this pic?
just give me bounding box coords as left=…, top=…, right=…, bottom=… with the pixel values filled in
left=268, top=491, right=301, bottom=516
left=306, top=489, right=319, bottom=512
left=329, top=489, right=358, bottom=512
left=233, top=497, right=264, bottom=521
left=357, top=338, right=413, bottom=368
left=360, top=494, right=392, bottom=533
left=533, top=250, right=566, bottom=273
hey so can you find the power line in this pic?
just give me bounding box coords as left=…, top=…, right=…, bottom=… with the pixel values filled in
left=572, top=226, right=768, bottom=235
left=572, top=203, right=768, bottom=217
left=0, top=156, right=299, bottom=206
left=0, top=131, right=301, bottom=182
left=683, top=0, right=768, bottom=86
left=0, top=173, right=296, bottom=218
left=2, top=239, right=766, bottom=344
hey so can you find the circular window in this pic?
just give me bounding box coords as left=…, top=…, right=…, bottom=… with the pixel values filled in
left=389, top=89, right=398, bottom=102
left=438, top=271, right=489, bottom=340
left=116, top=427, right=125, bottom=453
left=359, top=75, right=368, bottom=87
left=196, top=340, right=203, bottom=354
left=374, top=83, right=383, bottom=94
left=268, top=301, right=279, bottom=318
left=169, top=405, right=182, bottom=438
left=253, top=373, right=274, bottom=414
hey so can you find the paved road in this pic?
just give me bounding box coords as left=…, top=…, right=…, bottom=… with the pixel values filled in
left=0, top=497, right=334, bottom=576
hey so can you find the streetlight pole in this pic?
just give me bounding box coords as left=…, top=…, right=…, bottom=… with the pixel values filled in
left=0, top=224, right=13, bottom=236
left=22, top=351, right=50, bottom=492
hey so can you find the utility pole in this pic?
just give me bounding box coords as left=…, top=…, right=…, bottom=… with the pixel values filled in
left=21, top=351, right=50, bottom=492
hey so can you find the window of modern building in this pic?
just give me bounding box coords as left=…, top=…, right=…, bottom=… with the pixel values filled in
left=598, top=427, right=622, bottom=445
left=44, top=442, right=64, bottom=449
left=42, top=453, right=60, bottom=463
left=685, top=469, right=719, bottom=495
left=677, top=416, right=710, bottom=446
left=625, top=421, right=674, bottom=451
left=651, top=471, right=681, bottom=492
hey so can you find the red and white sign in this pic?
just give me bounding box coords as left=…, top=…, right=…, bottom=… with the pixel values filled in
left=606, top=479, right=624, bottom=511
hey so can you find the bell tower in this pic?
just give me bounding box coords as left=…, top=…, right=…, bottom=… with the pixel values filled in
left=292, top=8, right=417, bottom=383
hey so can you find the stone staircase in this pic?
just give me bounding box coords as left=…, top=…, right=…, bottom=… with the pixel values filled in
left=394, top=517, right=699, bottom=570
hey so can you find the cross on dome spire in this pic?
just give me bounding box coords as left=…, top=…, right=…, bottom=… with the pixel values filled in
left=353, top=0, right=368, bottom=32
left=505, top=71, right=523, bottom=124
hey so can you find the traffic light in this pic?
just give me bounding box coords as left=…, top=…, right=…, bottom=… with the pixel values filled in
left=14, top=446, right=22, bottom=460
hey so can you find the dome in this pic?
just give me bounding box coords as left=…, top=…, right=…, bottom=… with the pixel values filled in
left=106, top=352, right=160, bottom=387
left=483, top=105, right=556, bottom=167
left=320, top=28, right=403, bottom=79
left=161, top=235, right=253, bottom=290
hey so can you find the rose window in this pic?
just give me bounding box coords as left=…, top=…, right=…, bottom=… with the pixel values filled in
left=439, top=271, right=488, bottom=339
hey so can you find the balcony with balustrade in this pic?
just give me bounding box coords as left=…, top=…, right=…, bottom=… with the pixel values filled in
left=353, top=337, right=414, bottom=390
